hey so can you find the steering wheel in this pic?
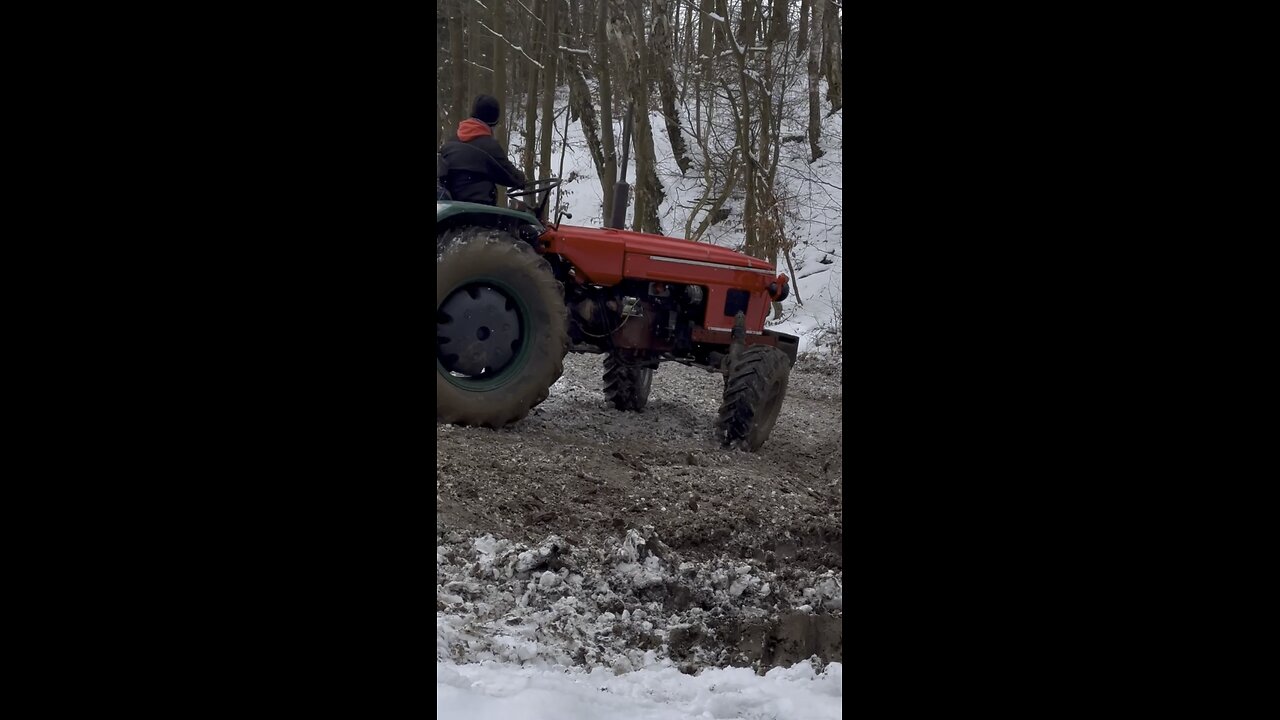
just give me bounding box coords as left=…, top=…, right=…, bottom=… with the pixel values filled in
left=506, top=178, right=563, bottom=222
left=506, top=177, right=561, bottom=198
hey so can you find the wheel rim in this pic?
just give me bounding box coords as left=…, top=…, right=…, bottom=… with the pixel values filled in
left=437, top=280, right=529, bottom=390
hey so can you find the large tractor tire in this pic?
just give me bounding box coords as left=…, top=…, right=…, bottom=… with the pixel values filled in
left=436, top=225, right=568, bottom=427
left=716, top=345, right=791, bottom=451
left=603, top=353, right=653, bottom=411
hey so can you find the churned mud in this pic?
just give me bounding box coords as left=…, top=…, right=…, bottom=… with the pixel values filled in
left=437, top=352, right=843, bottom=673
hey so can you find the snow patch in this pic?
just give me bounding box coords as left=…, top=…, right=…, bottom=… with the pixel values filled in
left=437, top=660, right=843, bottom=719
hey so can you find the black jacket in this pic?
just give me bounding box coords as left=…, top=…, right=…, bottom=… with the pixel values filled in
left=439, top=119, right=526, bottom=205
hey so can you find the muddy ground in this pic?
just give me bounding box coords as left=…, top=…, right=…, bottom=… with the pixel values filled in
left=436, top=352, right=843, bottom=673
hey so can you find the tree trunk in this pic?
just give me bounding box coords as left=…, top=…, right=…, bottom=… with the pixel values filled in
left=797, top=0, right=810, bottom=57
left=806, top=0, right=824, bottom=162
left=695, top=0, right=713, bottom=139
left=565, top=52, right=605, bottom=182
left=765, top=43, right=789, bottom=266
left=651, top=0, right=690, bottom=175
left=823, top=2, right=842, bottom=113
left=735, top=56, right=759, bottom=257
left=737, top=0, right=759, bottom=48
left=684, top=2, right=694, bottom=69
left=710, top=0, right=727, bottom=52
left=767, top=0, right=789, bottom=44
left=611, top=0, right=663, bottom=234
left=469, top=0, right=491, bottom=97
left=713, top=0, right=758, bottom=254
left=449, top=0, right=467, bottom=125
left=493, top=0, right=508, bottom=205
left=597, top=0, right=618, bottom=223
left=680, top=2, right=694, bottom=103
left=437, top=13, right=449, bottom=142
left=539, top=0, right=560, bottom=180
left=522, top=0, right=544, bottom=182
left=755, top=46, right=776, bottom=264
left=697, top=0, right=713, bottom=59
left=608, top=0, right=634, bottom=226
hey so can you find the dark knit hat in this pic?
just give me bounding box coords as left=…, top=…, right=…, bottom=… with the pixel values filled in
left=472, top=95, right=501, bottom=126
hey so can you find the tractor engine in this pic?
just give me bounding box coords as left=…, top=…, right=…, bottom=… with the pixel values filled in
left=566, top=280, right=705, bottom=362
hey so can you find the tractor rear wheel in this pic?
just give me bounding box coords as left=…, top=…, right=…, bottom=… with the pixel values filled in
left=603, top=354, right=653, bottom=411
left=436, top=225, right=568, bottom=427
left=716, top=346, right=791, bottom=451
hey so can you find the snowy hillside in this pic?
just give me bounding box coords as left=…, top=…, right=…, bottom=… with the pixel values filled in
left=507, top=80, right=843, bottom=356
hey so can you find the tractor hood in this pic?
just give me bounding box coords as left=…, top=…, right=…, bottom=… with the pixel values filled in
left=541, top=224, right=780, bottom=287
left=548, top=225, right=774, bottom=270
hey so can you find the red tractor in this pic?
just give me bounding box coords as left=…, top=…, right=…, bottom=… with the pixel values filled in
left=436, top=178, right=797, bottom=451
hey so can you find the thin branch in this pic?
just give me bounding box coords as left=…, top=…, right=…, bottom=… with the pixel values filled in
left=476, top=21, right=545, bottom=68
left=514, top=0, right=547, bottom=27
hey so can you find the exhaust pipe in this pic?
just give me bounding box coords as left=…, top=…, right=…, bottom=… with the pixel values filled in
left=609, top=103, right=634, bottom=229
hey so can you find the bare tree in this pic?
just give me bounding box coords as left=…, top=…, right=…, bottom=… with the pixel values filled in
left=797, top=0, right=810, bottom=57
left=539, top=0, right=561, bottom=179
left=725, top=21, right=760, bottom=257
left=562, top=0, right=607, bottom=190
left=651, top=0, right=690, bottom=175
left=737, top=0, right=759, bottom=47
left=596, top=0, right=618, bottom=222
left=679, top=0, right=694, bottom=101
left=449, top=0, right=467, bottom=125
left=822, top=1, right=842, bottom=113
left=437, top=12, right=449, bottom=145
left=697, top=0, right=713, bottom=59
left=468, top=0, right=491, bottom=97
left=766, top=0, right=789, bottom=43
left=685, top=84, right=741, bottom=243
left=807, top=0, right=825, bottom=162
left=522, top=0, right=545, bottom=181
left=695, top=0, right=714, bottom=139
left=609, top=0, right=663, bottom=233
left=493, top=0, right=509, bottom=205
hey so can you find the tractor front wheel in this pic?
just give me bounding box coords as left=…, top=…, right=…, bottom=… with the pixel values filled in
left=716, top=346, right=791, bottom=451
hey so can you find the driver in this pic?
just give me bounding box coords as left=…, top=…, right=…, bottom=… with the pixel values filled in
left=439, top=95, right=527, bottom=206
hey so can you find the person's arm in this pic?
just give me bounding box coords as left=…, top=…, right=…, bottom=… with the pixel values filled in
left=477, top=137, right=527, bottom=188
left=497, top=154, right=526, bottom=189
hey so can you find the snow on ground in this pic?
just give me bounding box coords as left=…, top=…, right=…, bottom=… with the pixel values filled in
left=438, top=659, right=841, bottom=719
left=507, top=78, right=843, bottom=356
left=436, top=523, right=844, bottom=718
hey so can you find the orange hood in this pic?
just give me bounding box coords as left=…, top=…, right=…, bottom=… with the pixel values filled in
left=457, top=118, right=493, bottom=142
